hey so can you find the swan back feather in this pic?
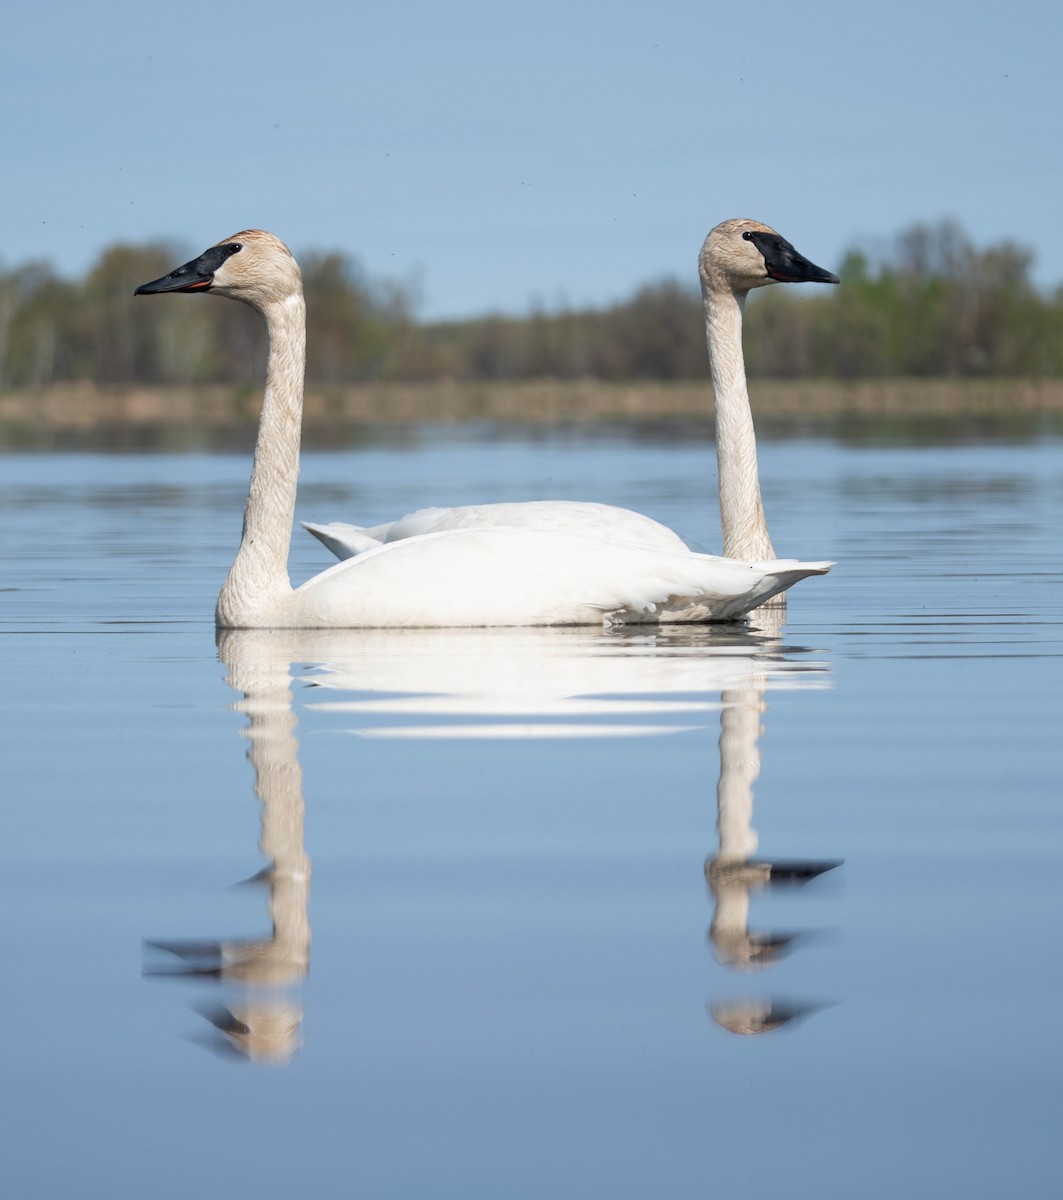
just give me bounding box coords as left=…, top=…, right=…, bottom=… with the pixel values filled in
left=303, top=500, right=689, bottom=561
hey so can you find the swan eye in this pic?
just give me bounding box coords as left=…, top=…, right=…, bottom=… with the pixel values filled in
left=742, top=231, right=753, bottom=241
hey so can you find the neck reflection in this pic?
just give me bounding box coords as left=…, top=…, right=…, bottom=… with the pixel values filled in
left=145, top=631, right=311, bottom=1064
left=706, top=608, right=841, bottom=1034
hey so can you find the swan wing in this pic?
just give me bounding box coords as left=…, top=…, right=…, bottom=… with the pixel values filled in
left=301, top=521, right=383, bottom=559
left=304, top=501, right=690, bottom=559
left=285, top=527, right=829, bottom=628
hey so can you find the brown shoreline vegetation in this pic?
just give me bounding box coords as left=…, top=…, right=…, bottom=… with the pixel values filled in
left=5, top=219, right=1063, bottom=448
left=3, top=378, right=1063, bottom=435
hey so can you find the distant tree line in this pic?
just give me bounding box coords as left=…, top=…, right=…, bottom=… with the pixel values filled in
left=2, top=219, right=1062, bottom=390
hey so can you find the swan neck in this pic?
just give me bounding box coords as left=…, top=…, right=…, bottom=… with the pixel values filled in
left=217, top=295, right=306, bottom=626
left=702, top=282, right=774, bottom=561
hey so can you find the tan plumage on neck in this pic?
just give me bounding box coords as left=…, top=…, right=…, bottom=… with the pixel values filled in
left=216, top=291, right=307, bottom=627
left=699, top=219, right=780, bottom=562
left=698, top=217, right=838, bottom=565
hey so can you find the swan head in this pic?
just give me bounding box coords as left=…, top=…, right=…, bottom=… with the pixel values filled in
left=699, top=219, right=839, bottom=294
left=134, top=230, right=302, bottom=309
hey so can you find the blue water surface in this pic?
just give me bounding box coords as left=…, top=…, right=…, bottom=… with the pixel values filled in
left=2, top=423, right=1060, bottom=1198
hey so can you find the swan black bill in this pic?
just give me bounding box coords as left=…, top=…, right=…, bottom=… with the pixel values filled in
left=134, top=243, right=242, bottom=295
left=747, top=231, right=840, bottom=285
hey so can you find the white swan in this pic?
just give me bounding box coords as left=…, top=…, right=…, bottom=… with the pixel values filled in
left=302, top=218, right=838, bottom=564
left=135, top=230, right=831, bottom=629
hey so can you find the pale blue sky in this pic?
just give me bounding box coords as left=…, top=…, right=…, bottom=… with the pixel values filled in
left=3, top=0, right=1060, bottom=317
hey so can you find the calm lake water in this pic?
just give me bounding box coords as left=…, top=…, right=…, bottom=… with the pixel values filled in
left=2, top=421, right=1061, bottom=1198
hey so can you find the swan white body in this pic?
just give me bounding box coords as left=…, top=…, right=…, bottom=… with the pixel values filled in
left=266, top=528, right=828, bottom=628
left=303, top=218, right=838, bottom=567
left=135, top=230, right=831, bottom=629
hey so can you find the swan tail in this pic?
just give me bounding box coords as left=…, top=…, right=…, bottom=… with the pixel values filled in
left=739, top=558, right=834, bottom=611
left=649, top=556, right=833, bottom=622
left=757, top=558, right=834, bottom=578
left=608, top=555, right=831, bottom=624
left=301, top=521, right=383, bottom=560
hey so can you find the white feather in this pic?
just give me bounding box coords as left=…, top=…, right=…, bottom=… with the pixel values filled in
left=302, top=500, right=688, bottom=560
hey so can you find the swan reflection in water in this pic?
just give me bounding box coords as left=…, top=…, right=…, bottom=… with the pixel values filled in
left=145, top=616, right=839, bottom=1058
left=707, top=672, right=841, bottom=1034
left=145, top=631, right=312, bottom=1063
